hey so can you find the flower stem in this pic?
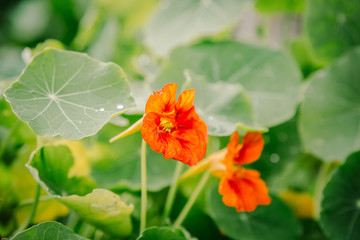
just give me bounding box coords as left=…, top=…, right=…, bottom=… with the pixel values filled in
left=173, top=170, right=210, bottom=229
left=314, top=162, right=333, bottom=219
left=140, top=139, right=147, bottom=233
left=162, top=161, right=183, bottom=224
left=14, top=184, right=41, bottom=234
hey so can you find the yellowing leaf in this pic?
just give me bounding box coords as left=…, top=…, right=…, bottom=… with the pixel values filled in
left=280, top=190, right=314, bottom=219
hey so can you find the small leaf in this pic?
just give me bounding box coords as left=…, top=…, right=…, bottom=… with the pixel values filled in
left=153, top=42, right=301, bottom=129
left=137, top=227, right=185, bottom=240
left=12, top=221, right=88, bottom=240
left=27, top=145, right=95, bottom=197
left=320, top=151, right=360, bottom=240
left=5, top=48, right=135, bottom=140
left=27, top=145, right=134, bottom=237
left=305, top=0, right=360, bottom=63
left=61, top=189, right=134, bottom=238
left=299, top=47, right=360, bottom=162
left=145, top=0, right=251, bottom=55
left=207, top=185, right=301, bottom=240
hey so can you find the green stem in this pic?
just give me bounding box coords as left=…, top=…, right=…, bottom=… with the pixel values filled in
left=79, top=223, right=95, bottom=239
left=0, top=119, right=21, bottom=160
left=314, top=162, right=332, bottom=219
left=162, top=161, right=183, bottom=224
left=140, top=139, right=147, bottom=233
left=173, top=170, right=210, bottom=229
left=14, top=184, right=41, bottom=234
left=94, top=230, right=104, bottom=240
left=66, top=212, right=79, bottom=230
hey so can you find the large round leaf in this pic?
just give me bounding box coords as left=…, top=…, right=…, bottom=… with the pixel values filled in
left=320, top=151, right=360, bottom=240
left=305, top=0, right=360, bottom=63
left=145, top=0, right=251, bottom=55
left=183, top=71, right=257, bottom=135
left=5, top=48, right=135, bottom=140
left=12, top=221, right=88, bottom=240
left=207, top=185, right=301, bottom=240
left=299, top=47, right=360, bottom=162
left=153, top=42, right=301, bottom=130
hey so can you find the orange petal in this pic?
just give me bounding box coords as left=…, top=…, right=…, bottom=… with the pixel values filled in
left=141, top=112, right=167, bottom=154
left=234, top=132, right=264, bottom=165
left=175, top=88, right=195, bottom=112
left=145, top=83, right=177, bottom=115
left=218, top=168, right=271, bottom=212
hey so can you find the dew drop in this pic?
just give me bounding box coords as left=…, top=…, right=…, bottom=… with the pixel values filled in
left=270, top=153, right=280, bottom=163
left=289, top=146, right=298, bottom=155
left=78, top=120, right=82, bottom=124
left=99, top=108, right=105, bottom=112
left=117, top=104, right=124, bottom=109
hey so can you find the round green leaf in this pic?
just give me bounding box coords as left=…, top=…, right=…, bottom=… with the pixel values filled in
left=27, top=145, right=95, bottom=197
left=305, top=0, right=360, bottom=63
left=184, top=70, right=257, bottom=135
left=255, top=0, right=304, bottom=13
left=145, top=0, right=251, bottom=55
left=12, top=221, right=88, bottom=240
left=5, top=48, right=135, bottom=140
left=61, top=189, right=134, bottom=238
left=299, top=47, right=360, bottom=162
left=207, top=185, right=301, bottom=240
left=137, top=227, right=185, bottom=240
left=320, top=151, right=360, bottom=240
left=154, top=42, right=301, bottom=129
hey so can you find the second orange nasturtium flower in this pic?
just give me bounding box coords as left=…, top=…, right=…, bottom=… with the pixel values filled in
left=219, top=131, right=271, bottom=212
left=141, top=83, right=208, bottom=166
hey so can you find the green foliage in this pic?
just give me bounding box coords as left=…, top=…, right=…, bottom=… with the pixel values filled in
left=145, top=0, right=251, bottom=56
left=299, top=47, right=360, bottom=162
left=27, top=145, right=95, bottom=196
left=305, top=0, right=360, bottom=63
left=153, top=41, right=301, bottom=132
left=61, top=189, right=134, bottom=237
left=5, top=48, right=135, bottom=140
left=12, top=221, right=89, bottom=240
left=207, top=186, right=301, bottom=240
left=255, top=0, right=304, bottom=13
left=1, top=0, right=360, bottom=239
left=137, top=227, right=191, bottom=240
left=320, top=152, right=360, bottom=240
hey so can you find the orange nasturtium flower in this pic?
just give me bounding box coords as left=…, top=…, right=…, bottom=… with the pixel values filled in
left=218, top=131, right=271, bottom=212
left=141, top=83, right=208, bottom=166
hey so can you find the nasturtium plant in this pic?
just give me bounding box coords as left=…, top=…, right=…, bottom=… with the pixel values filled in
left=12, top=221, right=89, bottom=240
left=299, top=47, right=360, bottom=162
left=5, top=48, right=135, bottom=140
left=320, top=151, right=360, bottom=240
left=1, top=0, right=359, bottom=239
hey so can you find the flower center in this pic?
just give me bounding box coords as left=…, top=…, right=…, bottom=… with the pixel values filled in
left=160, top=117, right=175, bottom=132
